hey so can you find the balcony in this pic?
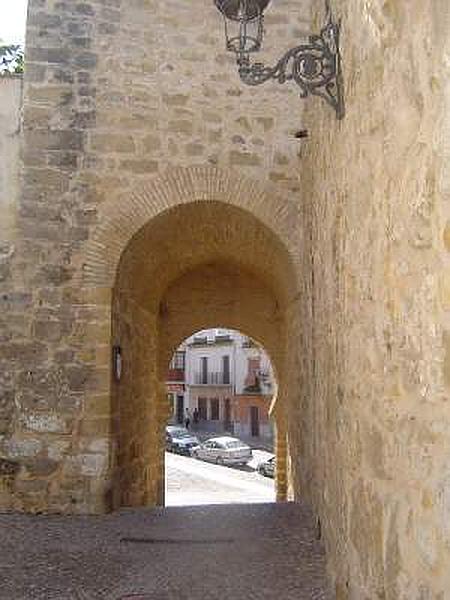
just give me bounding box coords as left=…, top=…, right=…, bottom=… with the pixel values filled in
left=167, top=368, right=185, bottom=383
left=214, top=335, right=232, bottom=344
left=191, top=336, right=208, bottom=346
left=194, top=371, right=231, bottom=385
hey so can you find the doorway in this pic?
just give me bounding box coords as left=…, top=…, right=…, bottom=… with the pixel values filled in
left=176, top=395, right=184, bottom=424
left=224, top=398, right=232, bottom=432
left=198, top=398, right=207, bottom=421
left=250, top=406, right=260, bottom=437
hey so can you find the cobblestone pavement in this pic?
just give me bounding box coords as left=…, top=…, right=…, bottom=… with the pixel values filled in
left=0, top=503, right=332, bottom=600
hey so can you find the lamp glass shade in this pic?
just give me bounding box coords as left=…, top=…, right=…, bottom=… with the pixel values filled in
left=215, top=0, right=267, bottom=54
left=214, top=0, right=270, bottom=22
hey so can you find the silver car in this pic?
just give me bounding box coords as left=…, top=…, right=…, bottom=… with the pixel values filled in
left=191, top=436, right=252, bottom=466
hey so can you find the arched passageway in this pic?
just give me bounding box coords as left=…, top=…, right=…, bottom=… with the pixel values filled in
left=107, top=197, right=299, bottom=508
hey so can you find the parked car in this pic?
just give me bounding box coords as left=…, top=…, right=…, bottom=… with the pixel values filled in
left=165, top=426, right=199, bottom=455
left=191, top=436, right=252, bottom=466
left=257, top=456, right=276, bottom=478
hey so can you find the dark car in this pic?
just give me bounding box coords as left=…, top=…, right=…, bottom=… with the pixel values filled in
left=257, top=456, right=276, bottom=478
left=165, top=426, right=199, bottom=455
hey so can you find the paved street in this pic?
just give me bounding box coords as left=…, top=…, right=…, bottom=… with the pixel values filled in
left=0, top=451, right=334, bottom=600
left=0, top=503, right=331, bottom=599
left=165, top=450, right=275, bottom=506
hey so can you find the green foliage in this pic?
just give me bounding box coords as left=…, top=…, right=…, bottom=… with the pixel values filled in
left=0, top=44, right=24, bottom=74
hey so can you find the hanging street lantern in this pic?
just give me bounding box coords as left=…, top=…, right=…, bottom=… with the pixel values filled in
left=214, top=0, right=269, bottom=54
left=213, top=0, right=345, bottom=119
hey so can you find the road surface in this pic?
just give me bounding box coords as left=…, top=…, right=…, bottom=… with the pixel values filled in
left=165, top=449, right=275, bottom=505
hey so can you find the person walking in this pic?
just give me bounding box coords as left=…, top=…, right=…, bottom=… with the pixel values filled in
left=184, top=408, right=191, bottom=430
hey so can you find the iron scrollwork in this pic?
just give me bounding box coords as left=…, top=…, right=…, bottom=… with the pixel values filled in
left=236, top=10, right=344, bottom=119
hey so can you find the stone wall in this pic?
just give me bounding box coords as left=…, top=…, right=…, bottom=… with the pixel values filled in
left=292, top=0, right=450, bottom=597
left=111, top=290, right=161, bottom=509
left=0, top=76, right=22, bottom=466
left=0, top=76, right=24, bottom=508
left=0, top=76, right=21, bottom=244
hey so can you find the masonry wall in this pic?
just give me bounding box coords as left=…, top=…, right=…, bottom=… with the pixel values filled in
left=292, top=1, right=450, bottom=597
left=0, top=76, right=21, bottom=245
left=0, top=76, right=22, bottom=505
left=111, top=290, right=162, bottom=508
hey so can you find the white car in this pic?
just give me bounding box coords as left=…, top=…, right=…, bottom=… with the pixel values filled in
left=191, top=436, right=252, bottom=466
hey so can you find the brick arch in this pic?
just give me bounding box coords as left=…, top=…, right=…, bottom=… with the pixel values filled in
left=82, top=166, right=302, bottom=288
left=80, top=167, right=301, bottom=510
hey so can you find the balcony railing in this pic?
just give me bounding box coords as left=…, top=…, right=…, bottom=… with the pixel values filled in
left=166, top=368, right=185, bottom=382
left=194, top=371, right=231, bottom=385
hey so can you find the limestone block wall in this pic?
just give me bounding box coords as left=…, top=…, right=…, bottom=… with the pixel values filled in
left=0, top=76, right=22, bottom=507
left=0, top=76, right=21, bottom=244
left=111, top=291, right=161, bottom=509
left=292, top=0, right=450, bottom=597
left=0, top=76, right=22, bottom=434
left=86, top=0, right=310, bottom=197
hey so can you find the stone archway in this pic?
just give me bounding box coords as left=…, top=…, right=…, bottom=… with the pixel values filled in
left=81, top=167, right=301, bottom=510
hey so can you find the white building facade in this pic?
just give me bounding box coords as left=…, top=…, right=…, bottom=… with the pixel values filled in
left=167, top=329, right=275, bottom=443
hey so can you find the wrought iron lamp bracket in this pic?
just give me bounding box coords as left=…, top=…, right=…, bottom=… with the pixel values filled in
left=235, top=5, right=345, bottom=119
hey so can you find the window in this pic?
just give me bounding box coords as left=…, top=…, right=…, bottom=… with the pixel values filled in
left=224, top=440, right=242, bottom=449
left=222, top=355, right=230, bottom=384
left=201, top=357, right=208, bottom=384
left=244, top=357, right=261, bottom=392
left=171, top=351, right=185, bottom=370
left=215, top=334, right=231, bottom=343
left=210, top=398, right=220, bottom=420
